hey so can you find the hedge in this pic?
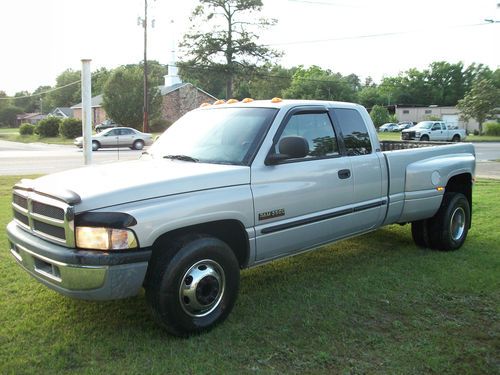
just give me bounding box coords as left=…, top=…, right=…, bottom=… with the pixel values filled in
left=59, top=118, right=82, bottom=138
left=36, top=117, right=61, bottom=137
left=19, top=123, right=36, bottom=136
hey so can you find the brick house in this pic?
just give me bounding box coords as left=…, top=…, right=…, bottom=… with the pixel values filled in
left=71, top=94, right=107, bottom=125
left=16, top=113, right=46, bottom=126
left=159, top=82, right=217, bottom=124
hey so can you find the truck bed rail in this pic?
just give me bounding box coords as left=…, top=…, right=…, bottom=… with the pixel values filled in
left=380, top=140, right=451, bottom=152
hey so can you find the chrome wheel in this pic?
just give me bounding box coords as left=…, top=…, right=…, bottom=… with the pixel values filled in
left=450, top=207, right=466, bottom=241
left=179, top=259, right=225, bottom=318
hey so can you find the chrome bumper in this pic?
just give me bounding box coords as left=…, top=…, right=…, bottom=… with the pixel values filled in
left=7, top=221, right=150, bottom=300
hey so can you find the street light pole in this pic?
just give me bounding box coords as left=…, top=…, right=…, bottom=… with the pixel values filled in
left=143, top=0, right=149, bottom=133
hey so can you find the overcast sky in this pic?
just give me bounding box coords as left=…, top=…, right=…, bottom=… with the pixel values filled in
left=0, top=0, right=498, bottom=96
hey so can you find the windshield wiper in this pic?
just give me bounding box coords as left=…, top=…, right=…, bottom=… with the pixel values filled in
left=163, top=154, right=199, bottom=162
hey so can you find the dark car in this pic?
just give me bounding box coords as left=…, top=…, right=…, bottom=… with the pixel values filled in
left=95, top=119, right=119, bottom=133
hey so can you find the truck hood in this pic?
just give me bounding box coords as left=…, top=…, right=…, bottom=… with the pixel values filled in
left=30, top=158, right=250, bottom=212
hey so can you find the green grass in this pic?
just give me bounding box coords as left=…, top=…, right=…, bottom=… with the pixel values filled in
left=377, top=131, right=500, bottom=142
left=1, top=176, right=499, bottom=374
left=0, top=130, right=74, bottom=145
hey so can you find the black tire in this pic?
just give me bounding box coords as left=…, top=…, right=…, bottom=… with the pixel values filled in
left=411, top=219, right=430, bottom=248
left=92, top=140, right=100, bottom=151
left=427, top=192, right=470, bottom=251
left=451, top=135, right=460, bottom=142
left=133, top=140, right=145, bottom=150
left=145, top=234, right=240, bottom=336
left=420, top=135, right=429, bottom=142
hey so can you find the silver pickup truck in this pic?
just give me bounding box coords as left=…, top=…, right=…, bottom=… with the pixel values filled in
left=7, top=99, right=475, bottom=336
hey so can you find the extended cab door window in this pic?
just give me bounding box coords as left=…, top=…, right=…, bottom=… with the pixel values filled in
left=275, top=112, right=339, bottom=159
left=331, top=108, right=372, bottom=156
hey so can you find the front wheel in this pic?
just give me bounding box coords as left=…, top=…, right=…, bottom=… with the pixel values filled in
left=133, top=140, right=145, bottom=150
left=145, top=234, right=240, bottom=336
left=420, top=135, right=429, bottom=142
left=427, top=192, right=470, bottom=251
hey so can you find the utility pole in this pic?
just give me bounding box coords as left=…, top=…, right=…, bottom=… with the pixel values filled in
left=81, top=59, right=92, bottom=165
left=143, top=0, right=149, bottom=133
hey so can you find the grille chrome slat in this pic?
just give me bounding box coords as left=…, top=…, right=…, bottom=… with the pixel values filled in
left=11, top=190, right=75, bottom=247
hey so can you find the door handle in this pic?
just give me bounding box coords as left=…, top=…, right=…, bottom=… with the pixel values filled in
left=338, top=169, right=351, bottom=179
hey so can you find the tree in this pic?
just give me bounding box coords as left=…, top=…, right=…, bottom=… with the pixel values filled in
left=457, top=79, right=500, bottom=135
left=14, top=91, right=39, bottom=113
left=0, top=105, right=23, bottom=127
left=247, top=64, right=295, bottom=99
left=180, top=0, right=281, bottom=98
left=369, top=105, right=390, bottom=128
left=283, top=66, right=358, bottom=102
left=102, top=65, right=162, bottom=130
left=45, top=69, right=81, bottom=110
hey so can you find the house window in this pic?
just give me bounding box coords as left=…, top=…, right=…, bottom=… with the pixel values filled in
left=403, top=110, right=409, bottom=114
left=425, top=110, right=432, bottom=114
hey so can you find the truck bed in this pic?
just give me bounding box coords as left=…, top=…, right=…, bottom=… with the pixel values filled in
left=380, top=140, right=451, bottom=151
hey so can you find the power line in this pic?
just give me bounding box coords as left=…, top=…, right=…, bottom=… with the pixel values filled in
left=265, top=22, right=493, bottom=46
left=0, top=80, right=81, bottom=100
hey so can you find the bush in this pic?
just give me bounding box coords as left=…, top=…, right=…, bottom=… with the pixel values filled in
left=19, top=123, right=35, bottom=135
left=370, top=105, right=390, bottom=127
left=473, top=129, right=480, bottom=136
left=149, top=118, right=171, bottom=133
left=59, top=118, right=82, bottom=138
left=484, top=121, right=500, bottom=136
left=35, top=117, right=61, bottom=137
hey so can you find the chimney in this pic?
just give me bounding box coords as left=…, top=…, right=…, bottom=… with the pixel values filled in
left=164, top=20, right=182, bottom=87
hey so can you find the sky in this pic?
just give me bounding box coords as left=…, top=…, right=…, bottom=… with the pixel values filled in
left=0, top=0, right=499, bottom=96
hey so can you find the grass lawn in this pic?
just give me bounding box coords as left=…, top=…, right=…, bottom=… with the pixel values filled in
left=0, top=176, right=498, bottom=374
left=0, top=129, right=74, bottom=145
left=377, top=131, right=500, bottom=142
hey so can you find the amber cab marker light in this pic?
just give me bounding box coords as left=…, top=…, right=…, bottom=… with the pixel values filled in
left=199, top=102, right=211, bottom=108
left=242, top=98, right=254, bottom=103
left=271, top=97, right=283, bottom=103
left=226, top=99, right=239, bottom=104
left=213, top=100, right=225, bottom=105
left=436, top=186, right=445, bottom=191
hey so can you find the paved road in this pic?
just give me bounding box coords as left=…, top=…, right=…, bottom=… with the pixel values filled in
left=0, top=140, right=499, bottom=179
left=0, top=140, right=143, bottom=175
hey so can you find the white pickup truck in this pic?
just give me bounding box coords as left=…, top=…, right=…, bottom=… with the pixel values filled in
left=401, top=121, right=467, bottom=142
left=7, top=99, right=475, bottom=336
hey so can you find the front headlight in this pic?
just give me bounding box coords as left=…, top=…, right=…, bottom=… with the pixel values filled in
left=415, top=132, right=421, bottom=136
left=75, top=227, right=138, bottom=250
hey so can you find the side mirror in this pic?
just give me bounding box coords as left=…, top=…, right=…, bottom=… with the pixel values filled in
left=266, top=136, right=309, bottom=165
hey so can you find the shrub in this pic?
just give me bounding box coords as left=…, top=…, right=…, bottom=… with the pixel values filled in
left=484, top=121, right=500, bottom=136
left=19, top=123, right=35, bottom=135
left=59, top=118, right=82, bottom=138
left=473, top=129, right=480, bottom=136
left=35, top=117, right=61, bottom=137
left=369, top=105, right=390, bottom=127
left=149, top=118, right=171, bottom=133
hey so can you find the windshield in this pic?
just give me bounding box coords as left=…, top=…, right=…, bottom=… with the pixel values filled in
left=148, top=107, right=278, bottom=165
left=414, top=121, right=433, bottom=129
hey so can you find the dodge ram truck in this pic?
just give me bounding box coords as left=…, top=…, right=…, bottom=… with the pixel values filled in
left=7, top=99, right=475, bottom=336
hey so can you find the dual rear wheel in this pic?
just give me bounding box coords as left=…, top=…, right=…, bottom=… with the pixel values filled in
left=411, top=192, right=470, bottom=251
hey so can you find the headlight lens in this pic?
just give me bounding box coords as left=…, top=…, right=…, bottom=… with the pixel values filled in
left=415, top=132, right=421, bottom=136
left=75, top=227, right=138, bottom=250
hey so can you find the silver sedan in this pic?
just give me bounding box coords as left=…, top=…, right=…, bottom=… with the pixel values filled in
left=74, top=127, right=153, bottom=151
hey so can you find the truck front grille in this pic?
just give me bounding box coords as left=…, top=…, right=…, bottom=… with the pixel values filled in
left=12, top=191, right=75, bottom=247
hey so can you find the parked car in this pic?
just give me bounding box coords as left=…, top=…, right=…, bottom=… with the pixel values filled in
left=95, top=119, right=119, bottom=133
left=378, top=123, right=399, bottom=132
left=397, top=121, right=414, bottom=131
left=74, top=127, right=153, bottom=151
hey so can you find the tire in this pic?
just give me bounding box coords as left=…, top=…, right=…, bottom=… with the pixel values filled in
left=133, top=140, right=145, bottom=150
left=92, top=140, right=100, bottom=151
left=145, top=234, right=240, bottom=336
left=420, top=135, right=429, bottom=142
left=451, top=135, right=460, bottom=142
left=411, top=219, right=430, bottom=248
left=427, top=192, right=470, bottom=251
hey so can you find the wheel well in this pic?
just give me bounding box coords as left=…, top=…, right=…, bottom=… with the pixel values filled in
left=445, top=173, right=472, bottom=224
left=152, top=220, right=250, bottom=268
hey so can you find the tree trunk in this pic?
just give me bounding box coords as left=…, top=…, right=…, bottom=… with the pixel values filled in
left=226, top=74, right=233, bottom=99
left=479, top=121, right=483, bottom=135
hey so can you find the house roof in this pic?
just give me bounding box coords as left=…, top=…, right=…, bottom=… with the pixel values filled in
left=157, top=82, right=218, bottom=100
left=51, top=107, right=73, bottom=117
left=17, top=113, right=44, bottom=120
left=71, top=94, right=103, bottom=109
